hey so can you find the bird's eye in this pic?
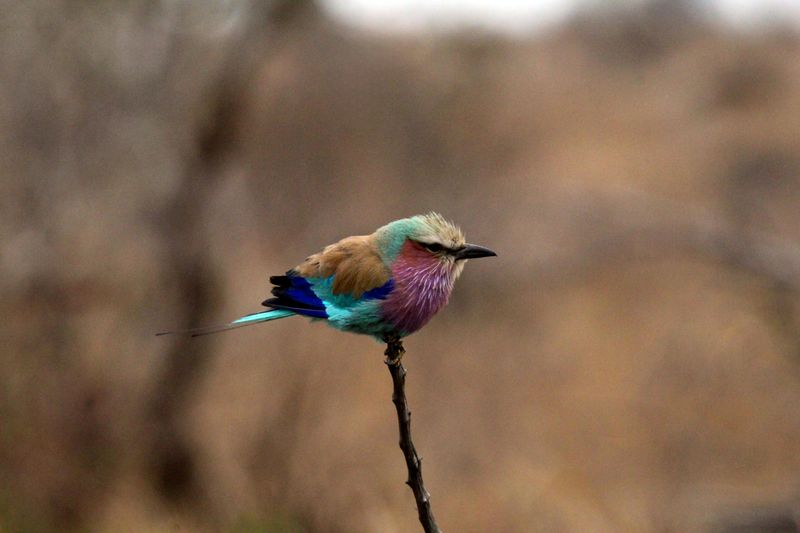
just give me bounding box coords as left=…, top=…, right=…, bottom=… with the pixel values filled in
left=423, top=242, right=443, bottom=253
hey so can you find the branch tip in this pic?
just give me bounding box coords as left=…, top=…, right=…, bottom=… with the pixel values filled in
left=384, top=338, right=442, bottom=533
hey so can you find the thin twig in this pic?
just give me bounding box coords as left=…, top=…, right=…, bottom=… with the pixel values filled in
left=384, top=335, right=442, bottom=533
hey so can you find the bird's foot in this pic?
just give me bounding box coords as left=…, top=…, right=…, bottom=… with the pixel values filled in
left=383, top=335, right=405, bottom=366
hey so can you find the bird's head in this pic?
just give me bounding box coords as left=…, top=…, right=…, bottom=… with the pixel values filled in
left=375, top=213, right=496, bottom=276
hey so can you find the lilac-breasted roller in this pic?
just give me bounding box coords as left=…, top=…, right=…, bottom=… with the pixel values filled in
left=160, top=213, right=496, bottom=340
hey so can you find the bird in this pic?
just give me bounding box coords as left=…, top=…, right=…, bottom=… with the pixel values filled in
left=158, top=213, right=496, bottom=343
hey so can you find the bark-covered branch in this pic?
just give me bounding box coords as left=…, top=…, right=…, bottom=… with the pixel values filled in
left=384, top=337, right=442, bottom=533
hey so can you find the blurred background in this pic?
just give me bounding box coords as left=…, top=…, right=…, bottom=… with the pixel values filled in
left=3, top=0, right=800, bottom=531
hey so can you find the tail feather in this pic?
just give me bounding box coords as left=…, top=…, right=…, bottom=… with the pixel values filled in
left=156, top=309, right=295, bottom=338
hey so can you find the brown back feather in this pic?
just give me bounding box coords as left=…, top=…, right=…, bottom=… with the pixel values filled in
left=294, top=235, right=391, bottom=298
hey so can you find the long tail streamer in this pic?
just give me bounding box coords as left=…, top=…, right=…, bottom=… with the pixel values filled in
left=156, top=309, right=295, bottom=338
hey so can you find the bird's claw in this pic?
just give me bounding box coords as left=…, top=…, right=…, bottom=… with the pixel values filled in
left=385, top=347, right=405, bottom=366
left=383, top=335, right=405, bottom=366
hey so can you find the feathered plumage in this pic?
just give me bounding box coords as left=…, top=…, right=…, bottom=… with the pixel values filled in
left=158, top=213, right=496, bottom=340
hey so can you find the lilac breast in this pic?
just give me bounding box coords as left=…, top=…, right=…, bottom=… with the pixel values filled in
left=381, top=241, right=455, bottom=334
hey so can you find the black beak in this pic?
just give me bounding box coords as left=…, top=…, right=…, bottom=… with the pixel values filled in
left=454, top=243, right=497, bottom=260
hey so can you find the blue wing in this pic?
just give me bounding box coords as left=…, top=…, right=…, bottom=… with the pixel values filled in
left=263, top=273, right=328, bottom=318
left=263, top=271, right=394, bottom=319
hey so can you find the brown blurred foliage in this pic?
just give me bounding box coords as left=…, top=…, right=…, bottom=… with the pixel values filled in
left=3, top=0, right=800, bottom=531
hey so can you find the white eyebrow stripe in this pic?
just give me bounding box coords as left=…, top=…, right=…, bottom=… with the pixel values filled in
left=415, top=239, right=463, bottom=254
